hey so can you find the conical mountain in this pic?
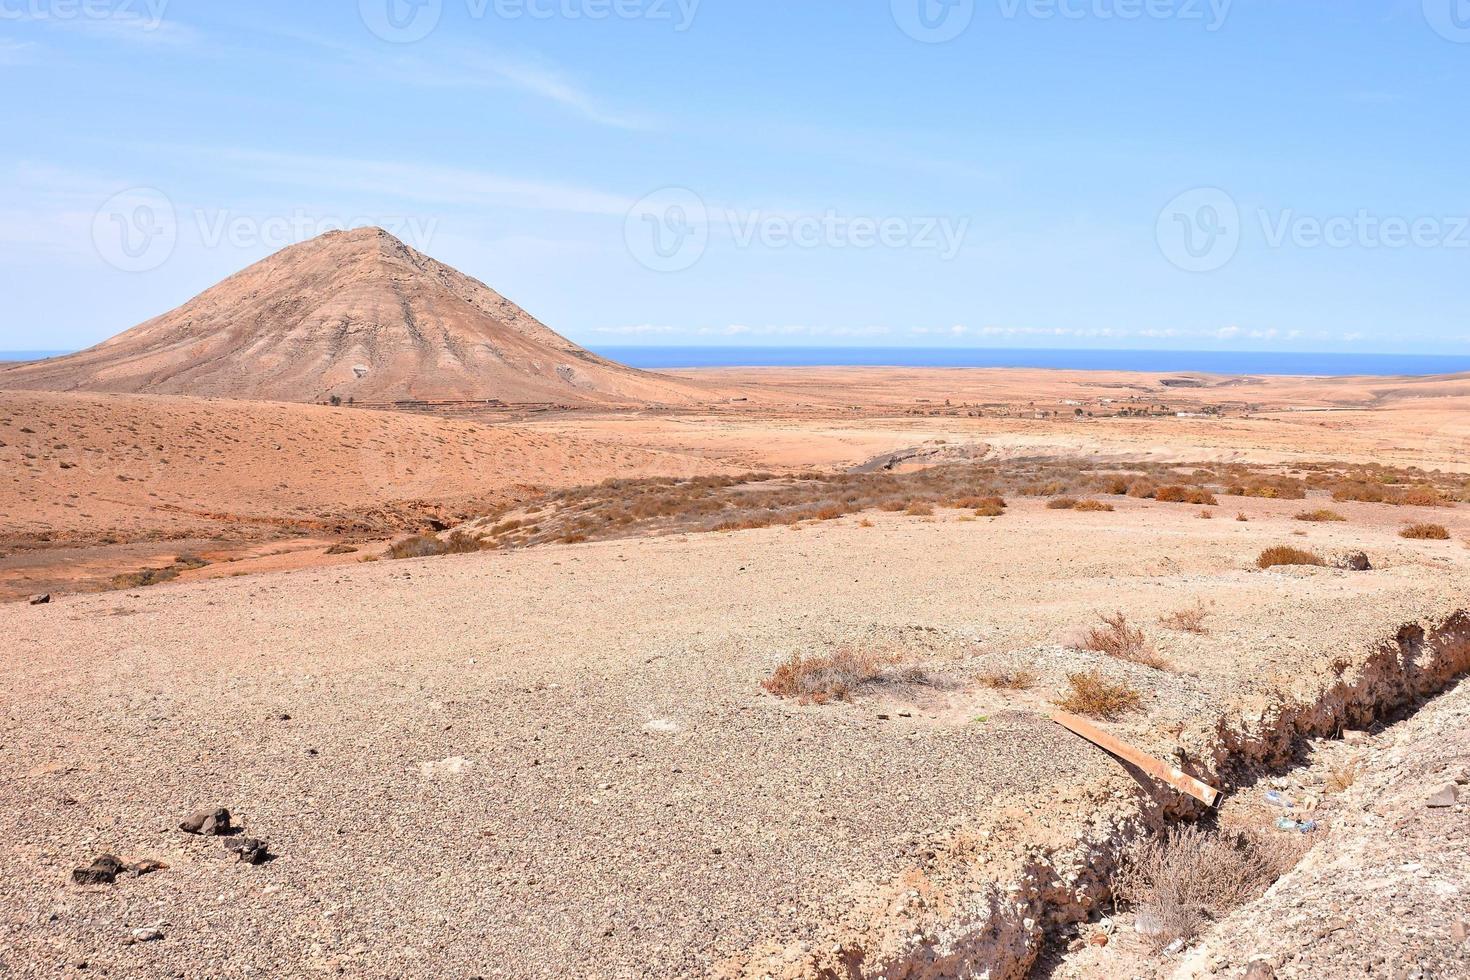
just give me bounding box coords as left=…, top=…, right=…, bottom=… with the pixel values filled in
left=2, top=228, right=703, bottom=406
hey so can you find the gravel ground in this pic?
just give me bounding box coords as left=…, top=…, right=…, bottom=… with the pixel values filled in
left=2, top=500, right=1466, bottom=978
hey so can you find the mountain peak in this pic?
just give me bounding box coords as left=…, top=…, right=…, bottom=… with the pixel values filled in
left=1, top=233, right=704, bottom=407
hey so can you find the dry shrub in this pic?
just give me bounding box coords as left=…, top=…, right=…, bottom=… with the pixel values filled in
left=1400, top=523, right=1450, bottom=540
left=1114, top=825, right=1308, bottom=951
left=858, top=518, right=875, bottom=528
left=1055, top=670, right=1142, bottom=719
left=905, top=502, right=935, bottom=517
left=1334, top=482, right=1450, bottom=507
left=1047, top=497, right=1080, bottom=510
left=1098, top=475, right=1132, bottom=496
left=387, top=531, right=486, bottom=560
left=1257, top=545, right=1325, bottom=569
left=762, top=650, right=935, bottom=705
left=1085, top=612, right=1169, bottom=669
left=1232, top=478, right=1307, bottom=500
left=1156, top=485, right=1219, bottom=506
left=974, top=496, right=1007, bottom=517
left=110, top=554, right=210, bottom=590
left=1399, top=486, right=1450, bottom=507
left=1073, top=499, right=1114, bottom=512
left=1325, top=762, right=1360, bottom=794
left=979, top=668, right=1039, bottom=691
left=1160, top=603, right=1210, bottom=635
left=1235, top=512, right=1249, bottom=522
left=1296, top=509, right=1347, bottom=523
left=1196, top=509, right=1214, bottom=519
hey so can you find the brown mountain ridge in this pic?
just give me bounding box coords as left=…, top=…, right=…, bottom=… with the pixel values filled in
left=1, top=227, right=709, bottom=406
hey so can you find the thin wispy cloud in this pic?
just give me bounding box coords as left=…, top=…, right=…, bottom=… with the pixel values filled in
left=251, top=26, right=655, bottom=131
left=0, top=38, right=42, bottom=65
left=167, top=147, right=637, bottom=217
left=467, top=53, right=655, bottom=130
left=8, top=7, right=199, bottom=46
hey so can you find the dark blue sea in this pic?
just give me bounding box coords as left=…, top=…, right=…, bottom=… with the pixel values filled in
left=8, top=347, right=1469, bottom=378
left=592, top=346, right=1470, bottom=378
left=0, top=351, right=68, bottom=362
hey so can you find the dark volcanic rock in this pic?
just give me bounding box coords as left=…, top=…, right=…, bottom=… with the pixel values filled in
left=71, top=855, right=125, bottom=885
left=179, top=808, right=234, bottom=836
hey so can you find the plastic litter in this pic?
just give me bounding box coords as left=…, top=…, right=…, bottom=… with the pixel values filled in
left=1264, top=790, right=1294, bottom=808
left=1275, top=817, right=1318, bottom=833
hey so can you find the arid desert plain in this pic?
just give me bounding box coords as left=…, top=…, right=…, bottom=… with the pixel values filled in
left=2, top=231, right=1467, bottom=979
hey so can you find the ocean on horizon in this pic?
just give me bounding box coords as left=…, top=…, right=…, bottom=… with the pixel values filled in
left=593, top=346, right=1470, bottom=378
left=7, top=348, right=1470, bottom=379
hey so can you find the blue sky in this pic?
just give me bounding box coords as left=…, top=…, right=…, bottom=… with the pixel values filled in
left=2, top=0, right=1467, bottom=354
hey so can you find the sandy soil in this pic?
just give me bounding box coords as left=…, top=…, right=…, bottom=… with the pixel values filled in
left=0, top=390, right=716, bottom=599
left=2, top=496, right=1466, bottom=978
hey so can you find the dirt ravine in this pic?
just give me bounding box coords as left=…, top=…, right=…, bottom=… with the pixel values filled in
left=717, top=612, right=1470, bottom=979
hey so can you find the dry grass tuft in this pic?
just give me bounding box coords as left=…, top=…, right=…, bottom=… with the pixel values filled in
left=1055, top=670, right=1142, bottom=719
left=1400, top=523, right=1450, bottom=540
left=1047, top=496, right=1080, bottom=510
left=1114, top=825, right=1309, bottom=951
left=1073, top=499, right=1115, bottom=512
left=761, top=650, right=936, bottom=705
left=1296, top=509, right=1347, bottom=523
left=1257, top=545, right=1325, bottom=569
left=1160, top=603, right=1210, bottom=635
left=1085, top=611, right=1169, bottom=669
left=979, top=668, right=1039, bottom=691
left=905, top=502, right=935, bottom=517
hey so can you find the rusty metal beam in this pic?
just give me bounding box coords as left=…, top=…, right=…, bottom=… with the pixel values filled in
left=1051, top=711, right=1221, bottom=807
